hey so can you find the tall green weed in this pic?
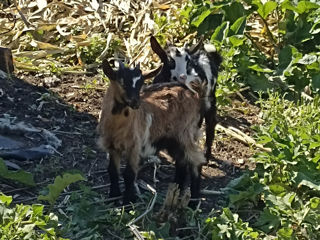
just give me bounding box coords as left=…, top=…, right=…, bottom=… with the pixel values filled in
left=221, top=94, right=320, bottom=239
left=183, top=0, right=320, bottom=97
left=0, top=193, right=66, bottom=239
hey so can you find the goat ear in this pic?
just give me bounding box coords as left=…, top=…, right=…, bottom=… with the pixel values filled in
left=136, top=62, right=140, bottom=70
left=102, top=59, right=117, bottom=81
left=142, top=64, right=163, bottom=80
left=188, top=36, right=204, bottom=54
left=150, top=36, right=168, bottom=63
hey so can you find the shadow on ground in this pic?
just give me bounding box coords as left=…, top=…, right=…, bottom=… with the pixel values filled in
left=0, top=75, right=106, bottom=201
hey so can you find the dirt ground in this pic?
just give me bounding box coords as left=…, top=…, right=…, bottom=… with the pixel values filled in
left=0, top=72, right=260, bottom=211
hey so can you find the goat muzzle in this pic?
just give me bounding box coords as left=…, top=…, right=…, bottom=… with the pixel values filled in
left=128, top=99, right=140, bottom=109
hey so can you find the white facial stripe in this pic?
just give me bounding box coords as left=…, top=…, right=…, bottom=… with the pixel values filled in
left=132, top=76, right=140, bottom=88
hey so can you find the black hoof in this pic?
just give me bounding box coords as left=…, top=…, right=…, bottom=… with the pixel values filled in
left=123, top=191, right=137, bottom=205
left=109, top=188, right=121, bottom=198
left=188, top=199, right=200, bottom=210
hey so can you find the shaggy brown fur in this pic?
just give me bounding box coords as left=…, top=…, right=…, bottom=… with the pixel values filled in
left=97, top=60, right=206, bottom=204
left=97, top=82, right=205, bottom=174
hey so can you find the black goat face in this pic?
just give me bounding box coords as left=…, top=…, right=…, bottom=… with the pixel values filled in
left=117, top=62, right=144, bottom=109
left=166, top=46, right=192, bottom=83
left=150, top=36, right=202, bottom=84
left=102, top=60, right=144, bottom=109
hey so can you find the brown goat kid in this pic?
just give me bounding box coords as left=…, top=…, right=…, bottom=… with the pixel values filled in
left=97, top=59, right=206, bottom=205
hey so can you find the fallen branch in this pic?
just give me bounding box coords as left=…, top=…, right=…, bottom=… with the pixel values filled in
left=52, top=130, right=82, bottom=135
left=70, top=85, right=106, bottom=91
left=128, top=184, right=157, bottom=226
left=176, top=227, right=199, bottom=232
left=128, top=226, right=144, bottom=240
left=216, top=124, right=271, bottom=152
left=57, top=70, right=92, bottom=75
left=3, top=179, right=51, bottom=195
left=200, top=189, right=224, bottom=195
left=13, top=0, right=32, bottom=28
left=13, top=196, right=38, bottom=203
left=229, top=86, right=250, bottom=99
left=127, top=184, right=157, bottom=239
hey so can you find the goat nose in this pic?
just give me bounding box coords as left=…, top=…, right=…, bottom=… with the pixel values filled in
left=179, top=74, right=187, bottom=81
left=130, top=99, right=140, bottom=109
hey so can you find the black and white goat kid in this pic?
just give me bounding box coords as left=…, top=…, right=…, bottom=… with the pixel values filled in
left=97, top=59, right=206, bottom=205
left=150, top=36, right=222, bottom=160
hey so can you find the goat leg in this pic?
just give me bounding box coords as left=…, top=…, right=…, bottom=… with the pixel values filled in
left=174, top=159, right=188, bottom=191
left=189, top=165, right=202, bottom=209
left=167, top=143, right=188, bottom=191
left=123, top=163, right=137, bottom=204
left=204, top=96, right=217, bottom=161
left=108, top=152, right=122, bottom=198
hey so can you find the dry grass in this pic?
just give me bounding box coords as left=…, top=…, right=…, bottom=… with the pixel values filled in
left=0, top=0, right=188, bottom=74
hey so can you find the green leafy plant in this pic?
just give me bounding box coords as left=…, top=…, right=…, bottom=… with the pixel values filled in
left=0, top=193, right=66, bottom=239
left=222, top=93, right=320, bottom=239
left=183, top=0, right=320, bottom=97
left=3, top=1, right=320, bottom=239
left=153, top=8, right=189, bottom=45
left=78, top=34, right=107, bottom=65
left=0, top=158, right=35, bottom=186
left=202, top=208, right=261, bottom=239
left=58, top=185, right=138, bottom=239
left=38, top=173, right=85, bottom=205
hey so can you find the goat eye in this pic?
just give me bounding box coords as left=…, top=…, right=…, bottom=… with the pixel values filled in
left=175, top=49, right=182, bottom=57
left=186, top=63, right=193, bottom=75
left=168, top=57, right=176, bottom=69
left=173, top=76, right=178, bottom=81
left=186, top=59, right=194, bottom=68
left=137, top=80, right=143, bottom=87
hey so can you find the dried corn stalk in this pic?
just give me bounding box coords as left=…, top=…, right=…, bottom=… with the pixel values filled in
left=0, top=0, right=187, bottom=74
